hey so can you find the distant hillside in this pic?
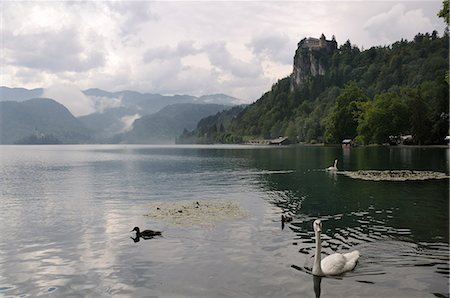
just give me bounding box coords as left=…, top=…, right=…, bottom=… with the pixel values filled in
left=0, top=98, right=91, bottom=144
left=0, top=86, right=44, bottom=101
left=177, top=105, right=246, bottom=144
left=185, top=31, right=448, bottom=145
left=78, top=107, right=141, bottom=139
left=79, top=89, right=240, bottom=139
left=83, top=88, right=241, bottom=114
left=121, top=103, right=230, bottom=144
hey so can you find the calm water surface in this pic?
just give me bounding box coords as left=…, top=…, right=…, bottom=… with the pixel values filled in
left=0, top=145, right=448, bottom=297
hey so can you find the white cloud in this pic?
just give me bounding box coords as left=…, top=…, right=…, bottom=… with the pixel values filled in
left=91, top=96, right=123, bottom=114
left=43, top=84, right=96, bottom=117
left=120, top=114, right=141, bottom=132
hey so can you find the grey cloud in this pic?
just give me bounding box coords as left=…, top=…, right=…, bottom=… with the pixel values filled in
left=248, top=33, right=294, bottom=65
left=142, top=41, right=200, bottom=63
left=135, top=59, right=220, bottom=96
left=205, top=42, right=262, bottom=78
left=107, top=2, right=158, bottom=36
left=364, top=4, right=434, bottom=44
left=4, top=29, right=105, bottom=72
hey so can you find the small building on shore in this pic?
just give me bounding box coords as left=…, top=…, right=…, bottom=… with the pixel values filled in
left=269, top=137, right=290, bottom=145
left=342, top=139, right=354, bottom=147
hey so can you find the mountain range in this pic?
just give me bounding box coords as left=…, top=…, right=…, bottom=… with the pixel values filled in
left=122, top=103, right=230, bottom=144
left=0, top=87, right=240, bottom=144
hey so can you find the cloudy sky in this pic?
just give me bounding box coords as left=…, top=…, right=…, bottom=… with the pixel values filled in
left=1, top=1, right=446, bottom=108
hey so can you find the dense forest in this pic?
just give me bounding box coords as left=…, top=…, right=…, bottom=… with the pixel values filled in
left=179, top=5, right=449, bottom=145
left=177, top=105, right=246, bottom=144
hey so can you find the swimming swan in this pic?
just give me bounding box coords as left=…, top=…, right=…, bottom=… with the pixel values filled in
left=312, top=219, right=360, bottom=276
left=326, top=159, right=338, bottom=171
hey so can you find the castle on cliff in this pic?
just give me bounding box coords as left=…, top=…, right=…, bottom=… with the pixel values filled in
left=290, top=34, right=338, bottom=91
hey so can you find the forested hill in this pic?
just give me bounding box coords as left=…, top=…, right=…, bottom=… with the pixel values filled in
left=180, top=31, right=449, bottom=145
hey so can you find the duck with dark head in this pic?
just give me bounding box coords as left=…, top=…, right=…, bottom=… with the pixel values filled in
left=130, top=226, right=162, bottom=242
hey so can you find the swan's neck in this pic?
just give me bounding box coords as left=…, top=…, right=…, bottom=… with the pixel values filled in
left=334, top=160, right=337, bottom=168
left=313, top=230, right=324, bottom=276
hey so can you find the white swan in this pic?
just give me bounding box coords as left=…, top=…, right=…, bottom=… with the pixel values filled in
left=312, top=219, right=360, bottom=276
left=326, top=159, right=338, bottom=171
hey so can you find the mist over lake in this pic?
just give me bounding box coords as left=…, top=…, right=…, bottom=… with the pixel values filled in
left=0, top=145, right=448, bottom=297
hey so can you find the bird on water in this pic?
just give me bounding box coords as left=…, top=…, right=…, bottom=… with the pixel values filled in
left=131, top=226, right=162, bottom=238
left=326, top=159, right=338, bottom=171
left=312, top=219, right=360, bottom=276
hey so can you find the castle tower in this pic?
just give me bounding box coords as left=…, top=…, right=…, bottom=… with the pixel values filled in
left=319, top=34, right=326, bottom=47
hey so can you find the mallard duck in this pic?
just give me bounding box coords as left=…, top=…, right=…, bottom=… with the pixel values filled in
left=131, top=226, right=162, bottom=238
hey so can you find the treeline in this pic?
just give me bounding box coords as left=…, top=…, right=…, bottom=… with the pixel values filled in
left=177, top=105, right=245, bottom=144
left=15, top=133, right=62, bottom=144
left=182, top=29, right=448, bottom=145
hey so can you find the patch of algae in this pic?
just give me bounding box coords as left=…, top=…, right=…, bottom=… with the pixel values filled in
left=144, top=200, right=246, bottom=226
left=338, top=170, right=449, bottom=181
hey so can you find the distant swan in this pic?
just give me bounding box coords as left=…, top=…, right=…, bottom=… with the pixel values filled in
left=312, top=219, right=360, bottom=276
left=326, top=159, right=338, bottom=171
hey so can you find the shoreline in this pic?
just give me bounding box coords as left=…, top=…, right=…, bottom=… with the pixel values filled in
left=0, top=143, right=449, bottom=149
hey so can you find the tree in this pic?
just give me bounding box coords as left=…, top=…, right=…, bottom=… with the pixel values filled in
left=357, top=92, right=409, bottom=144
left=438, top=0, right=450, bottom=84
left=438, top=0, right=449, bottom=26
left=324, top=82, right=369, bottom=143
left=402, top=87, right=432, bottom=145
left=285, top=121, right=298, bottom=143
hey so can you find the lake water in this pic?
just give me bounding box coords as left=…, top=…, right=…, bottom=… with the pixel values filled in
left=0, top=145, right=448, bottom=297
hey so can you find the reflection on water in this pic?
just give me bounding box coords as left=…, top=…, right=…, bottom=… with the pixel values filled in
left=313, top=275, right=322, bottom=298
left=0, top=145, right=448, bottom=297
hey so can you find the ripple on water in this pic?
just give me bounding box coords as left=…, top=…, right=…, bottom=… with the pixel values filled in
left=0, top=286, right=15, bottom=292
left=47, top=287, right=57, bottom=292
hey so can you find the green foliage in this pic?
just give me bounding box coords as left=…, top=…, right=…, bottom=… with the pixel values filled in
left=438, top=0, right=449, bottom=26
left=357, top=92, right=409, bottom=144
left=125, top=103, right=228, bottom=144
left=324, top=82, right=369, bottom=143
left=177, top=105, right=245, bottom=144
left=357, top=80, right=449, bottom=145
left=15, top=133, right=62, bottom=144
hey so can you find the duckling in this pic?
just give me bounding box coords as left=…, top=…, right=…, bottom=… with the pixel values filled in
left=281, top=213, right=293, bottom=223
left=131, top=226, right=162, bottom=238
left=281, top=213, right=293, bottom=230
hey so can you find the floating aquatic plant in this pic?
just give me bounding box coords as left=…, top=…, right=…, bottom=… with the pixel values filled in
left=144, top=200, right=246, bottom=226
left=337, top=170, right=449, bottom=181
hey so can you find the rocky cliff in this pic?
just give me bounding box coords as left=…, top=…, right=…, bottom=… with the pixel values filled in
left=291, top=34, right=337, bottom=90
